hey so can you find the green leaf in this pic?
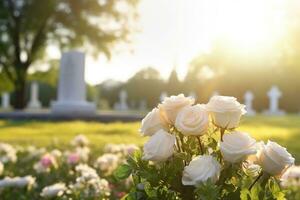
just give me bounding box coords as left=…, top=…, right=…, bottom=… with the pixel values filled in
left=195, top=180, right=220, bottom=200
left=240, top=188, right=250, bottom=200
left=143, top=182, right=157, bottom=198
left=114, top=164, right=132, bottom=180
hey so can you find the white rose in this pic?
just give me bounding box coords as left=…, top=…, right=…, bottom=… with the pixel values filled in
left=140, top=108, right=168, bottom=136
left=175, top=104, right=209, bottom=136
left=40, top=183, right=66, bottom=198
left=182, top=155, right=221, bottom=185
left=206, top=96, right=246, bottom=129
left=142, top=129, right=176, bottom=162
left=159, top=94, right=195, bottom=125
left=220, top=131, right=257, bottom=163
left=257, top=141, right=295, bottom=176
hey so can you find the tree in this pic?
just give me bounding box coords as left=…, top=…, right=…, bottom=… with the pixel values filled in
left=0, top=0, right=138, bottom=109
left=125, top=67, right=164, bottom=108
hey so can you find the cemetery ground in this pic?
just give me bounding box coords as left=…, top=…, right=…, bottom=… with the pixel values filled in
left=0, top=115, right=299, bottom=164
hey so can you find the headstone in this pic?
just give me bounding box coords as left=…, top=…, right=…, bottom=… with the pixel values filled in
left=139, top=99, right=147, bottom=111
left=1, top=92, right=10, bottom=109
left=263, top=86, right=285, bottom=115
left=119, top=90, right=128, bottom=110
left=244, top=91, right=256, bottom=116
left=160, top=92, right=167, bottom=102
left=27, top=82, right=41, bottom=109
left=189, top=92, right=197, bottom=100
left=51, top=51, right=96, bottom=115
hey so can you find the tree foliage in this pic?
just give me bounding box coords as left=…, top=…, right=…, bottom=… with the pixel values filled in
left=0, top=0, right=138, bottom=108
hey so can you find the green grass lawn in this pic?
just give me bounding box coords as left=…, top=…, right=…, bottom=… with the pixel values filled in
left=0, top=115, right=299, bottom=163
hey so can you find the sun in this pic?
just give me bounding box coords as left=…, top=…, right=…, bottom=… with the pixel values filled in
left=207, top=0, right=285, bottom=52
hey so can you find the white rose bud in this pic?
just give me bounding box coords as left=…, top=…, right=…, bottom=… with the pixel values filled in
left=257, top=141, right=295, bottom=176
left=220, top=131, right=257, bottom=163
left=175, top=104, right=209, bottom=136
left=159, top=94, right=195, bottom=125
left=140, top=108, right=168, bottom=136
left=182, top=155, right=221, bottom=185
left=142, top=130, right=176, bottom=162
left=206, top=96, right=246, bottom=129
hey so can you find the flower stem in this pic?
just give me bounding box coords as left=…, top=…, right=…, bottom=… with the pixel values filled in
left=249, top=171, right=263, bottom=191
left=196, top=136, right=204, bottom=154
left=220, top=128, right=225, bottom=141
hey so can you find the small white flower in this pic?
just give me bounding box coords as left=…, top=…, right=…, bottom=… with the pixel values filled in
left=71, top=134, right=89, bottom=147
left=94, top=153, right=119, bottom=173
left=40, top=183, right=66, bottom=198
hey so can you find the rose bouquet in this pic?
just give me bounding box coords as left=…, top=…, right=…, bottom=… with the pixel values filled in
left=115, top=94, right=295, bottom=200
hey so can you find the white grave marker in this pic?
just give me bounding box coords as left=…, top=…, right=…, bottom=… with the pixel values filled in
left=27, top=82, right=41, bottom=109
left=264, top=86, right=285, bottom=115
left=1, top=92, right=10, bottom=109
left=160, top=92, right=167, bottom=102
left=51, top=51, right=96, bottom=115
left=244, top=91, right=256, bottom=116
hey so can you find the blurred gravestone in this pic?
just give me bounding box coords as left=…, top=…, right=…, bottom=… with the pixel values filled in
left=114, top=90, right=128, bottom=111
left=1, top=92, right=10, bottom=109
left=51, top=51, right=96, bottom=115
left=160, top=92, right=167, bottom=102
left=27, top=82, right=41, bottom=109
left=264, top=86, right=285, bottom=115
left=189, top=92, right=197, bottom=100
left=244, top=91, right=256, bottom=116
left=139, top=99, right=147, bottom=111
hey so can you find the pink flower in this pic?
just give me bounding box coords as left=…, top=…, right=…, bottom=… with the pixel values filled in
left=117, top=192, right=126, bottom=198
left=41, top=154, right=55, bottom=168
left=67, top=153, right=80, bottom=165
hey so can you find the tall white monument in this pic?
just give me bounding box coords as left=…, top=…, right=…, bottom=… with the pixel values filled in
left=51, top=51, right=96, bottom=115
left=1, top=92, right=10, bottom=109
left=244, top=91, right=256, bottom=116
left=264, top=86, right=285, bottom=115
left=27, top=82, right=42, bottom=109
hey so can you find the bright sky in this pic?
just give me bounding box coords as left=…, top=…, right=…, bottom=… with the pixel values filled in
left=46, top=0, right=291, bottom=85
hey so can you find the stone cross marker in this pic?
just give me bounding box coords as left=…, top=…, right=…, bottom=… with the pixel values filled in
left=1, top=92, right=10, bottom=109
left=244, top=91, right=256, bottom=116
left=51, top=51, right=96, bottom=115
left=264, top=86, right=285, bottom=115
left=27, top=82, right=42, bottom=109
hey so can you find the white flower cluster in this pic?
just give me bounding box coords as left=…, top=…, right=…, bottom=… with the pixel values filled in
left=69, top=164, right=110, bottom=198
left=40, top=183, right=67, bottom=198
left=0, top=176, right=35, bottom=191
left=0, top=143, right=17, bottom=163
left=140, top=94, right=295, bottom=185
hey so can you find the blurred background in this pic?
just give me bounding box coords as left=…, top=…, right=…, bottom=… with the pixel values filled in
left=0, top=0, right=300, bottom=112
